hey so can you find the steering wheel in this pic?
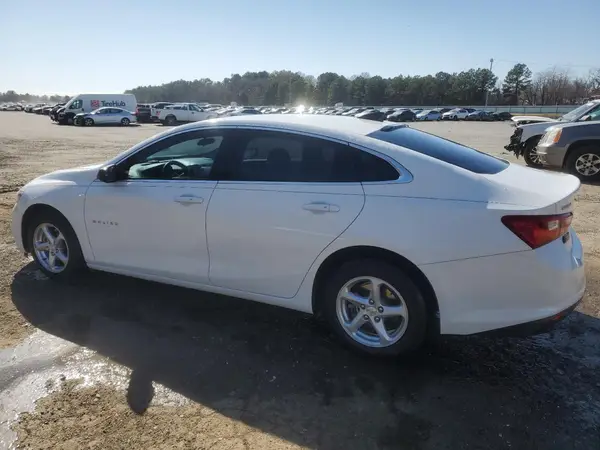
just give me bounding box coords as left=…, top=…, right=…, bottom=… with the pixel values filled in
left=162, top=160, right=188, bottom=179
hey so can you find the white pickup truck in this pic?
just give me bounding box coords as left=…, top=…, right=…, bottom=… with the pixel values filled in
left=156, top=103, right=217, bottom=126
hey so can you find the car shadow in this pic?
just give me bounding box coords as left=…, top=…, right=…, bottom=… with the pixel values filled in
left=10, top=263, right=600, bottom=449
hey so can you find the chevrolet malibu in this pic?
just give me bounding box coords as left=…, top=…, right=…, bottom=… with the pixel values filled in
left=11, top=115, right=585, bottom=356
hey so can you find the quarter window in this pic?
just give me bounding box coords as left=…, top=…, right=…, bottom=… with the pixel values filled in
left=229, top=130, right=398, bottom=182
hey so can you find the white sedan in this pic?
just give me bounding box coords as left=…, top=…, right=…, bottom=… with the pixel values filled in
left=75, top=107, right=136, bottom=126
left=416, top=110, right=442, bottom=121
left=442, top=108, right=470, bottom=120
left=11, top=115, right=585, bottom=356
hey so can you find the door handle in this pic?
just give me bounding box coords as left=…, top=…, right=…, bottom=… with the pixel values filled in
left=174, top=195, right=204, bottom=204
left=302, top=202, right=339, bottom=213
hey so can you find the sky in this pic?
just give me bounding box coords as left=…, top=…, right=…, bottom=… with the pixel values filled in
left=1, top=0, right=598, bottom=95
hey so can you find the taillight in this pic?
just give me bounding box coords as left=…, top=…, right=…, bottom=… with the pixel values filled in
left=156, top=111, right=161, bottom=116
left=502, top=213, right=572, bottom=249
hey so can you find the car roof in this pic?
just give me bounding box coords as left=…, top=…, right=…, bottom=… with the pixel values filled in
left=168, top=114, right=388, bottom=139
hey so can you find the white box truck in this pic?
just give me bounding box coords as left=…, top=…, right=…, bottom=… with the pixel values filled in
left=58, top=94, right=137, bottom=125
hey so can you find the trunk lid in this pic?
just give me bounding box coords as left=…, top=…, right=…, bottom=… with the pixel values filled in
left=483, top=163, right=580, bottom=214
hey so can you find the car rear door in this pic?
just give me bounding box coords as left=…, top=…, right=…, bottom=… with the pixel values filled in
left=205, top=129, right=368, bottom=298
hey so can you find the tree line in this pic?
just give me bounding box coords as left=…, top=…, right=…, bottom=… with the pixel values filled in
left=2, top=64, right=599, bottom=107
left=125, top=64, right=600, bottom=107
left=0, top=91, right=71, bottom=104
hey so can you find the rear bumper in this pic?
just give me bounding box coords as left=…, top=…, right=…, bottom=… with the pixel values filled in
left=474, top=297, right=581, bottom=337
left=421, top=229, right=586, bottom=335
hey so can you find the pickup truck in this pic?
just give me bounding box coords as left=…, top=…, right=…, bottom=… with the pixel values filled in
left=505, top=100, right=600, bottom=167
left=536, top=121, right=600, bottom=182
left=149, top=102, right=173, bottom=122
left=156, top=103, right=217, bottom=125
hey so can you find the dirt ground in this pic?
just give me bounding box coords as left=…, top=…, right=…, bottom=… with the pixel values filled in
left=1, top=113, right=599, bottom=449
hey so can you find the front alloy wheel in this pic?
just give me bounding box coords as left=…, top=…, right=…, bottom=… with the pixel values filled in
left=84, top=118, right=94, bottom=126
left=33, top=223, right=69, bottom=273
left=523, top=137, right=543, bottom=168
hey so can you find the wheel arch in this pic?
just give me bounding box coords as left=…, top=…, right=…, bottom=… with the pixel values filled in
left=563, top=140, right=600, bottom=168
left=311, top=245, right=440, bottom=336
left=21, top=203, right=72, bottom=252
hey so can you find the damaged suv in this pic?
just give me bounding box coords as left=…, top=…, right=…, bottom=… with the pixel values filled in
left=505, top=100, right=600, bottom=167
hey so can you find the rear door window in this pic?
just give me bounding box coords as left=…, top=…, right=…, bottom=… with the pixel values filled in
left=368, top=126, right=508, bottom=174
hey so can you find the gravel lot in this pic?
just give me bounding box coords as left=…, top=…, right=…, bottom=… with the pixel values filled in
left=1, top=113, right=599, bottom=449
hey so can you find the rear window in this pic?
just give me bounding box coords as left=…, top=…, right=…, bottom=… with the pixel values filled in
left=368, top=126, right=508, bottom=174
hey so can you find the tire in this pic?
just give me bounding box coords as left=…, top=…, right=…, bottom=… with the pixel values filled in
left=84, top=118, right=94, bottom=126
left=565, top=145, right=600, bottom=182
left=321, top=259, right=428, bottom=357
left=165, top=115, right=177, bottom=126
left=523, top=136, right=543, bottom=168
left=26, top=209, right=86, bottom=281
left=121, top=117, right=130, bottom=126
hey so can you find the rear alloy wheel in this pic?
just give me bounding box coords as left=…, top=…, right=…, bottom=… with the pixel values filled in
left=121, top=117, right=130, bottom=126
left=523, top=137, right=543, bottom=168
left=84, top=118, right=94, bottom=126
left=322, top=259, right=428, bottom=356
left=165, top=115, right=177, bottom=126
left=565, top=146, right=600, bottom=182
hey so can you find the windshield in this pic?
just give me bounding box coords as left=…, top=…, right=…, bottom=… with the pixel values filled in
left=559, top=102, right=595, bottom=122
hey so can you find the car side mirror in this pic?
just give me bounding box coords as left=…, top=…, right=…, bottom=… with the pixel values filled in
left=97, top=165, right=119, bottom=183
left=581, top=115, right=591, bottom=122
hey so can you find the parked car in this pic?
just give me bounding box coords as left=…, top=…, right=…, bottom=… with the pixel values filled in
left=74, top=107, right=136, bottom=126
left=342, top=107, right=367, bottom=116
left=135, top=104, right=153, bottom=123
left=41, top=105, right=55, bottom=115
left=33, top=105, right=46, bottom=114
left=493, top=111, right=513, bottom=121
left=49, top=104, right=66, bottom=122
left=416, top=110, right=442, bottom=121
left=24, top=103, right=45, bottom=113
left=465, top=111, right=495, bottom=121
left=386, top=109, right=416, bottom=122
left=442, top=108, right=469, bottom=120
left=228, top=107, right=263, bottom=116
left=355, top=109, right=386, bottom=121
left=505, top=100, right=600, bottom=167
left=157, top=103, right=217, bottom=125
left=12, top=115, right=584, bottom=357
left=0, top=103, right=20, bottom=111
left=536, top=121, right=600, bottom=182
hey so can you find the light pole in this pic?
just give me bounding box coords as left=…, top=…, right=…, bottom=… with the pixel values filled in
left=484, top=58, right=494, bottom=108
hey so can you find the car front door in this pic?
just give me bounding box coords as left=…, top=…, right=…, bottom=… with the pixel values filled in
left=91, top=109, right=108, bottom=124
left=84, top=128, right=229, bottom=283
left=188, top=104, right=205, bottom=122
left=206, top=129, right=389, bottom=298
